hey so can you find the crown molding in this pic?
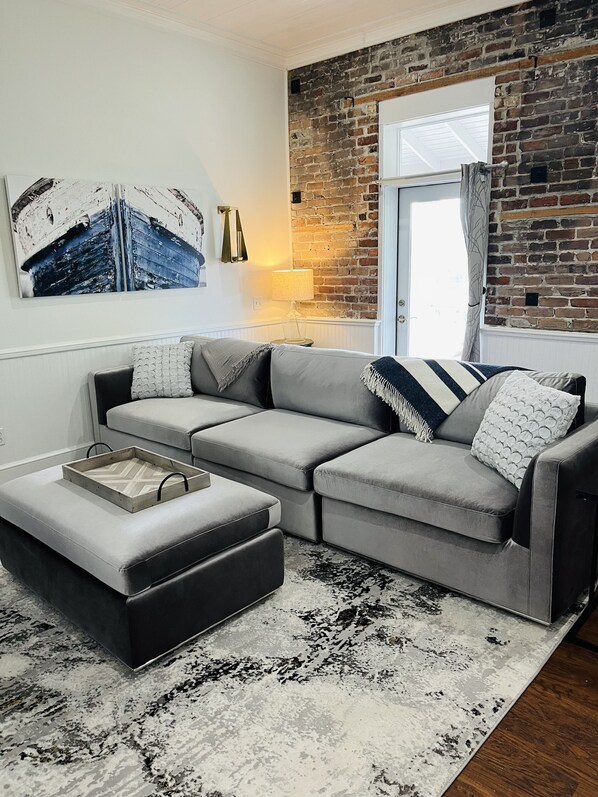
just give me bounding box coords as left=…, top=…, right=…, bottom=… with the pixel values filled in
left=286, top=0, right=526, bottom=69
left=69, top=0, right=287, bottom=69
left=66, top=0, right=526, bottom=72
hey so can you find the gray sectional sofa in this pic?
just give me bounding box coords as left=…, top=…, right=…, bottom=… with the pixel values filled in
left=89, top=336, right=598, bottom=624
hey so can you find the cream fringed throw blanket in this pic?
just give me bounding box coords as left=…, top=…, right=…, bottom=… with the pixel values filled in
left=202, top=338, right=272, bottom=390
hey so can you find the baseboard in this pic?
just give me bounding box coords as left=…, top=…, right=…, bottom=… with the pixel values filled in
left=0, top=443, right=93, bottom=484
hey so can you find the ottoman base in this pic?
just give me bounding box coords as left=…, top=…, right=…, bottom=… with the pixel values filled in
left=0, top=518, right=284, bottom=669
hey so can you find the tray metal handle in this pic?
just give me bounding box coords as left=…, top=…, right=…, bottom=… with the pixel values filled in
left=157, top=472, right=189, bottom=502
left=86, top=442, right=114, bottom=458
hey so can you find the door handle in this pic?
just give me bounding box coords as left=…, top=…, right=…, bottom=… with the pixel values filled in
left=398, top=315, right=406, bottom=323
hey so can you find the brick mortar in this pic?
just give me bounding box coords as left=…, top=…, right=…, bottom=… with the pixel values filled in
left=288, top=0, right=598, bottom=331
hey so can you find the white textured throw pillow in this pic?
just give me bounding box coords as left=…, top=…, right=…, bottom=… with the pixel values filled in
left=131, top=342, right=194, bottom=400
left=471, top=371, right=580, bottom=489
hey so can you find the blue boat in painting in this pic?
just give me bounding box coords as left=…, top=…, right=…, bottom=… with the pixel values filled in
left=9, top=178, right=123, bottom=297
left=119, top=185, right=206, bottom=291
left=8, top=177, right=206, bottom=297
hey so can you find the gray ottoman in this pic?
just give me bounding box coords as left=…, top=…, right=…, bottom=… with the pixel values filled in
left=0, top=466, right=284, bottom=669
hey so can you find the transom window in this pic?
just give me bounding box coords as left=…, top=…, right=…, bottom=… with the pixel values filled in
left=379, top=79, right=493, bottom=181
left=394, top=106, right=490, bottom=177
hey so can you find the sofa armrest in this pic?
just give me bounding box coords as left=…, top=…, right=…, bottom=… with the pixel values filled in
left=528, top=419, right=598, bottom=621
left=585, top=402, right=598, bottom=425
left=88, top=367, right=134, bottom=439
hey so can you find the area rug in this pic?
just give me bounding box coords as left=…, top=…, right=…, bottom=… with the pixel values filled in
left=0, top=537, right=581, bottom=797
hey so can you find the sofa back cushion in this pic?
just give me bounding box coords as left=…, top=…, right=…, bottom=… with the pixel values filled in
left=270, top=345, right=392, bottom=432
left=435, top=370, right=585, bottom=445
left=181, top=336, right=271, bottom=409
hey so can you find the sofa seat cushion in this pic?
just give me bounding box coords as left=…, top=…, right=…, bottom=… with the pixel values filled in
left=106, top=396, right=263, bottom=451
left=192, top=409, right=385, bottom=491
left=314, top=433, right=518, bottom=544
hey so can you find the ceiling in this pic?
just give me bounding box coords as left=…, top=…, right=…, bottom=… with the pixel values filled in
left=82, top=0, right=523, bottom=69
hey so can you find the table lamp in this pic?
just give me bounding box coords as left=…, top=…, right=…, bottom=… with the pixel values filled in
left=271, top=268, right=314, bottom=343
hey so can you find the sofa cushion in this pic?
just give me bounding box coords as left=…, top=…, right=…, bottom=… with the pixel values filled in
left=314, top=433, right=519, bottom=544
left=435, top=370, right=585, bottom=445
left=181, top=335, right=271, bottom=408
left=106, top=395, right=262, bottom=451
left=270, top=345, right=392, bottom=432
left=192, top=409, right=385, bottom=491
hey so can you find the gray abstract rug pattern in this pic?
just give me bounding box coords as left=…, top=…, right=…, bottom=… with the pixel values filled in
left=0, top=538, right=579, bottom=797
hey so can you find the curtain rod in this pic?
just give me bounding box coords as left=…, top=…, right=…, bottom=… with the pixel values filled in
left=481, top=160, right=509, bottom=171
left=377, top=161, right=509, bottom=186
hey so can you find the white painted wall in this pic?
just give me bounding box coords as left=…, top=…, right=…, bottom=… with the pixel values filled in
left=0, top=0, right=292, bottom=470
left=0, top=0, right=291, bottom=350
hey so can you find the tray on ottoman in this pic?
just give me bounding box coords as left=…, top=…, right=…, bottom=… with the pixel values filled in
left=63, top=446, right=210, bottom=512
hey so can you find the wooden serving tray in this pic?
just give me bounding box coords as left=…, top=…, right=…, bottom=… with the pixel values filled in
left=62, top=447, right=211, bottom=513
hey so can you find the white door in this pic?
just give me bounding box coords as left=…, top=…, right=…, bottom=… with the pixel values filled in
left=396, top=182, right=469, bottom=359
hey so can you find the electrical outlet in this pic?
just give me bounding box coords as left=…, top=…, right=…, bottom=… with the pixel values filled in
left=0, top=428, right=5, bottom=446
left=253, top=297, right=264, bottom=311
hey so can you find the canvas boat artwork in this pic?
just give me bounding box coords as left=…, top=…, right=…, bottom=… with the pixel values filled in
left=8, top=178, right=122, bottom=297
left=120, top=185, right=206, bottom=291
left=5, top=175, right=207, bottom=298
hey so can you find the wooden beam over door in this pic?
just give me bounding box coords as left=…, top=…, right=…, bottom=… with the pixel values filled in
left=501, top=205, right=598, bottom=221
left=358, top=42, right=598, bottom=106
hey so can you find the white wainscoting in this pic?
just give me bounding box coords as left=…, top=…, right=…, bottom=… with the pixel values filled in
left=0, top=321, right=282, bottom=482
left=301, top=318, right=381, bottom=353
left=481, top=326, right=598, bottom=403
left=0, top=317, right=379, bottom=482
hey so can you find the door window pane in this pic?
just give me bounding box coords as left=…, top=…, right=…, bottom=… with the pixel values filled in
left=408, top=194, right=468, bottom=358
left=397, top=183, right=469, bottom=360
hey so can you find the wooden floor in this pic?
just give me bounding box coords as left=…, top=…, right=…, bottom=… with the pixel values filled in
left=446, top=607, right=598, bottom=797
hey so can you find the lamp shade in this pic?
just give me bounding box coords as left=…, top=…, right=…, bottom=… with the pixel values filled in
left=271, top=268, right=314, bottom=302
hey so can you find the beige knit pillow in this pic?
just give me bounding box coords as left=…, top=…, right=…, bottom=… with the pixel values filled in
left=131, top=342, right=194, bottom=400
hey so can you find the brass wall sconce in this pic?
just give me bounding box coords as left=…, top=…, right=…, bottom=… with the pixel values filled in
left=218, top=206, right=248, bottom=262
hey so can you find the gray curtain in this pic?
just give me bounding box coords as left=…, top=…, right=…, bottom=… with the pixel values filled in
left=460, top=162, right=491, bottom=362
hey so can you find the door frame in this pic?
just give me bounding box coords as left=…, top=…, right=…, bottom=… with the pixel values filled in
left=377, top=77, right=494, bottom=356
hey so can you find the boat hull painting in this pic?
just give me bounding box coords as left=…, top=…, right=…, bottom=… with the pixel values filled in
left=21, top=203, right=123, bottom=296
left=122, top=206, right=206, bottom=290
left=6, top=176, right=207, bottom=297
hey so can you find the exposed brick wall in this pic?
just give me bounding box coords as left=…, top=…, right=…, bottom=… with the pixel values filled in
left=288, top=0, right=598, bottom=330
